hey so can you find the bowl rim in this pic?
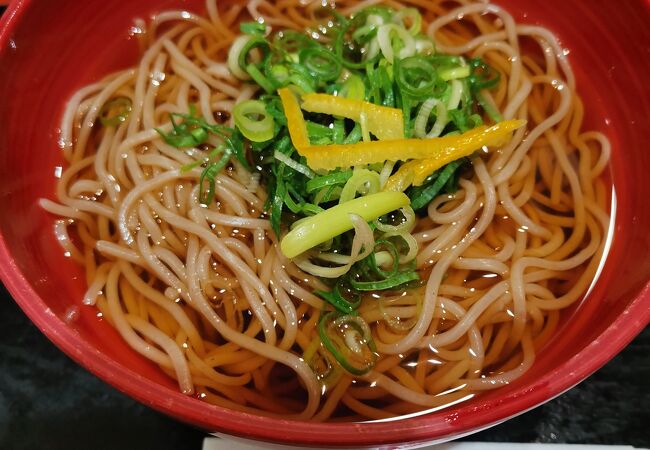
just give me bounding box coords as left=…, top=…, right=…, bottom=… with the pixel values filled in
left=1, top=0, right=650, bottom=446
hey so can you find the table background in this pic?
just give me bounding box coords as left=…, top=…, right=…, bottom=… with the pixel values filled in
left=0, top=4, right=648, bottom=450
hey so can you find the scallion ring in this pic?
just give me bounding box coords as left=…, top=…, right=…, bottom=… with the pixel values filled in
left=237, top=35, right=270, bottom=73
left=233, top=100, right=275, bottom=142
left=316, top=280, right=361, bottom=315
left=375, top=205, right=416, bottom=233
left=339, top=169, right=381, bottom=204
left=99, top=97, right=132, bottom=127
left=370, top=239, right=401, bottom=278
left=299, top=47, right=342, bottom=82
left=468, top=57, right=501, bottom=91
left=395, top=56, right=437, bottom=98
left=376, top=23, right=415, bottom=63
left=303, top=336, right=343, bottom=387
left=392, top=8, right=422, bottom=36
left=318, top=312, right=377, bottom=376
left=414, top=98, right=448, bottom=138
left=228, top=35, right=253, bottom=80
left=268, top=64, right=290, bottom=85
left=383, top=231, right=419, bottom=263
left=335, top=20, right=382, bottom=69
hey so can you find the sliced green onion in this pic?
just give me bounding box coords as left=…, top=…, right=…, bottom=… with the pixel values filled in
left=476, top=90, right=503, bottom=123
left=273, top=150, right=315, bottom=178
left=338, top=74, right=365, bottom=101
left=376, top=23, right=415, bottom=63
left=318, top=312, right=377, bottom=376
left=287, top=64, right=316, bottom=93
left=350, top=270, right=420, bottom=291
left=439, top=65, right=471, bottom=81
left=155, top=107, right=247, bottom=172
left=369, top=239, right=400, bottom=278
left=400, top=96, right=414, bottom=137
left=225, top=128, right=250, bottom=170
left=392, top=8, right=421, bottom=36
left=352, top=23, right=378, bottom=45
left=301, top=203, right=325, bottom=216
left=245, top=63, right=276, bottom=94
left=379, top=160, right=396, bottom=189
left=354, top=6, right=393, bottom=27
left=377, top=64, right=395, bottom=107
left=415, top=36, right=434, bottom=55
left=343, top=122, right=362, bottom=144
left=238, top=35, right=270, bottom=73
left=375, top=205, right=415, bottom=233
left=408, top=160, right=464, bottom=210
left=430, top=54, right=463, bottom=66
left=215, top=8, right=504, bottom=300
left=240, top=21, right=267, bottom=36
left=303, top=336, right=343, bottom=387
left=233, top=100, right=275, bottom=142
left=299, top=47, right=342, bottom=82
left=382, top=230, right=419, bottom=263
left=156, top=112, right=209, bottom=148
left=359, top=111, right=371, bottom=143
left=468, top=57, right=501, bottom=91
left=332, top=119, right=346, bottom=144
left=447, top=79, right=464, bottom=110
left=99, top=97, right=132, bottom=127
left=313, top=185, right=342, bottom=205
left=395, top=56, right=437, bottom=98
left=268, top=64, right=290, bottom=85
left=414, top=98, right=448, bottom=138
left=181, top=145, right=223, bottom=172
left=316, top=280, right=361, bottom=315
left=373, top=250, right=394, bottom=269
left=335, top=19, right=382, bottom=69
left=448, top=108, right=482, bottom=133
left=364, top=38, right=381, bottom=63
left=270, top=173, right=286, bottom=237
left=199, top=148, right=232, bottom=205
left=228, top=35, right=253, bottom=80
left=283, top=185, right=306, bottom=214
left=339, top=169, right=380, bottom=204
left=306, top=121, right=333, bottom=141
left=280, top=191, right=410, bottom=258
left=306, top=170, right=353, bottom=193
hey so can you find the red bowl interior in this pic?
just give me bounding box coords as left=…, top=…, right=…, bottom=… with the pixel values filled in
left=1, top=0, right=649, bottom=447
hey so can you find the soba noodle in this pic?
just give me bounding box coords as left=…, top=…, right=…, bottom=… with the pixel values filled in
left=41, top=0, right=611, bottom=421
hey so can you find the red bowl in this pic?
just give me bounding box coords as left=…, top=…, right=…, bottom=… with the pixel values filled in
left=1, top=0, right=649, bottom=447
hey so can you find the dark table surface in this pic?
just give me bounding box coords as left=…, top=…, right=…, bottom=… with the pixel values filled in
left=0, top=5, right=648, bottom=450
left=1, top=279, right=649, bottom=450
